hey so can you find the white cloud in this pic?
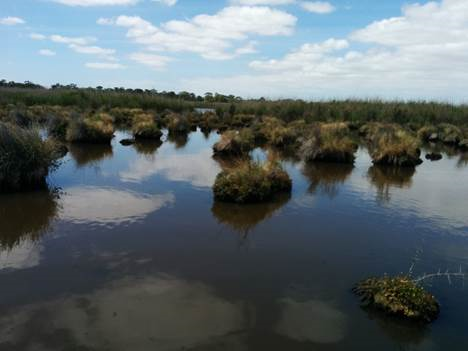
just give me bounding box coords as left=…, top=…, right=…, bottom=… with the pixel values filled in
left=69, top=43, right=116, bottom=60
left=30, top=33, right=46, bottom=40
left=300, top=1, right=335, bottom=14
left=153, top=0, right=177, bottom=6
left=230, top=0, right=295, bottom=5
left=53, top=0, right=138, bottom=6
left=60, top=187, right=173, bottom=225
left=182, top=0, right=468, bottom=101
left=105, top=6, right=296, bottom=60
left=97, top=17, right=114, bottom=25
left=85, top=62, right=125, bottom=69
left=0, top=17, right=25, bottom=25
left=129, top=52, right=172, bottom=70
left=50, top=34, right=96, bottom=45
left=38, top=49, right=56, bottom=56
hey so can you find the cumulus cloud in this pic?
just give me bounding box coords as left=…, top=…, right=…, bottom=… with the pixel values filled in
left=53, top=0, right=138, bottom=6
left=30, top=33, right=46, bottom=40
left=102, top=6, right=296, bottom=60
left=230, top=0, right=295, bottom=5
left=129, top=52, right=172, bottom=70
left=152, top=0, right=177, bottom=6
left=69, top=44, right=116, bottom=60
left=50, top=34, right=96, bottom=45
left=38, top=49, right=56, bottom=56
left=300, top=1, right=335, bottom=14
left=230, top=0, right=336, bottom=14
left=0, top=17, right=25, bottom=25
left=85, top=62, right=125, bottom=69
left=183, top=0, right=468, bottom=101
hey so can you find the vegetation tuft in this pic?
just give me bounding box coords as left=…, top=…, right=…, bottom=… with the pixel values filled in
left=300, top=122, right=357, bottom=163
left=66, top=113, right=114, bottom=144
left=0, top=122, right=60, bottom=192
left=353, top=276, right=440, bottom=323
left=213, top=160, right=292, bottom=203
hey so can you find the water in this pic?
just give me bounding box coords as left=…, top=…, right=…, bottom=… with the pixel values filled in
left=0, top=129, right=468, bottom=350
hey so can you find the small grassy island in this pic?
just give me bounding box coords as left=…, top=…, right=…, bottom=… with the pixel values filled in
left=213, top=160, right=292, bottom=203
left=0, top=122, right=60, bottom=192
left=353, top=276, right=440, bottom=323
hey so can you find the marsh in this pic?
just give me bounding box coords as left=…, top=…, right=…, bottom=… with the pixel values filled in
left=0, top=128, right=468, bottom=350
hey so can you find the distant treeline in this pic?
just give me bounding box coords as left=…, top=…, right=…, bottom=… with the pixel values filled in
left=1, top=80, right=468, bottom=127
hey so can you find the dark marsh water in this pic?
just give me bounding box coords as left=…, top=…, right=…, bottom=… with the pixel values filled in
left=1, top=129, right=468, bottom=350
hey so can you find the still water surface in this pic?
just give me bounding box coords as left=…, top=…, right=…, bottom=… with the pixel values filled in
left=0, top=129, right=468, bottom=350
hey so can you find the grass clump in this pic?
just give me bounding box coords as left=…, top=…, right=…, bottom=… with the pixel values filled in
left=166, top=113, right=190, bottom=135
left=66, top=112, right=114, bottom=144
left=132, top=113, right=162, bottom=140
left=300, top=123, right=357, bottom=163
left=353, top=276, right=440, bottom=323
left=0, top=122, right=59, bottom=192
left=213, top=129, right=254, bottom=157
left=213, top=160, right=292, bottom=203
left=368, top=125, right=422, bottom=167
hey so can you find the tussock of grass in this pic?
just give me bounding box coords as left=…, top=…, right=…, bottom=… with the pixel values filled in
left=417, top=123, right=463, bottom=145
left=0, top=122, right=59, bottom=192
left=66, top=113, right=114, bottom=143
left=368, top=125, right=422, bottom=167
left=353, top=276, right=440, bottom=323
left=132, top=113, right=162, bottom=140
left=166, top=113, right=190, bottom=135
left=110, top=107, right=146, bottom=126
left=300, top=122, right=357, bottom=163
left=260, top=117, right=297, bottom=147
left=213, top=129, right=254, bottom=156
left=213, top=160, right=292, bottom=203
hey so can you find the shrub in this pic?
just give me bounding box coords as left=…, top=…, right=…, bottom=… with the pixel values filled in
left=0, top=123, right=59, bottom=192
left=353, top=276, right=440, bottom=323
left=66, top=113, right=114, bottom=143
left=213, top=129, right=254, bottom=157
left=369, top=126, right=422, bottom=167
left=132, top=113, right=162, bottom=140
left=300, top=123, right=357, bottom=163
left=259, top=117, right=297, bottom=147
left=213, top=160, right=292, bottom=203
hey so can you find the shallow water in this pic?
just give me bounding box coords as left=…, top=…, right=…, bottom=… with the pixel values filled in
left=1, top=129, right=468, bottom=350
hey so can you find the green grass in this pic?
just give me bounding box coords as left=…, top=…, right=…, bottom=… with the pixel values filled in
left=353, top=276, right=440, bottom=323
left=0, top=122, right=59, bottom=192
left=213, top=160, right=292, bottom=203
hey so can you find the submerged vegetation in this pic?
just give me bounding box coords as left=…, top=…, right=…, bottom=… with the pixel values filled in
left=0, top=122, right=60, bottom=192
left=213, top=160, right=292, bottom=203
left=353, top=276, right=440, bottom=323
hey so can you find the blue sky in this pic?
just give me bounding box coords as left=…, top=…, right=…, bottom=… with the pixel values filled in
left=1, top=0, right=467, bottom=101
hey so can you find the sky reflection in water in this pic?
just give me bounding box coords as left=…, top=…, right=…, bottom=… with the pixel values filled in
left=0, top=129, right=468, bottom=350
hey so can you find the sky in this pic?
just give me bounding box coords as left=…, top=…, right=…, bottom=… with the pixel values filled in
left=1, top=0, right=467, bottom=101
